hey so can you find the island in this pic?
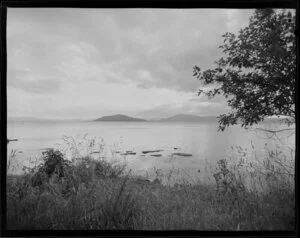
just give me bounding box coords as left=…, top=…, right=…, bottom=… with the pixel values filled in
left=95, top=114, right=147, bottom=122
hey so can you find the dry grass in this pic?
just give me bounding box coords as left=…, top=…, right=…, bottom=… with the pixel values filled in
left=6, top=136, right=295, bottom=230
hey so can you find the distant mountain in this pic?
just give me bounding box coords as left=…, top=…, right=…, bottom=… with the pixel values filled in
left=159, top=114, right=218, bottom=122
left=95, top=114, right=146, bottom=122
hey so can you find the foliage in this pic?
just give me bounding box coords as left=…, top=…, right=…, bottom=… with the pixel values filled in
left=7, top=149, right=22, bottom=174
left=215, top=144, right=295, bottom=229
left=31, top=149, right=73, bottom=187
left=7, top=146, right=294, bottom=230
left=41, top=149, right=72, bottom=178
left=7, top=147, right=135, bottom=229
left=193, top=9, right=296, bottom=130
left=6, top=134, right=295, bottom=230
left=57, top=134, right=105, bottom=163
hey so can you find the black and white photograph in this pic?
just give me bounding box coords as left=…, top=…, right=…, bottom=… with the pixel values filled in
left=4, top=6, right=296, bottom=231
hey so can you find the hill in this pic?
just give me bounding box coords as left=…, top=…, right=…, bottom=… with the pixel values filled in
left=95, top=114, right=146, bottom=122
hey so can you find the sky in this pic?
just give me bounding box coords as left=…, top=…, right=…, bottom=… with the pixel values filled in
left=7, top=8, right=255, bottom=120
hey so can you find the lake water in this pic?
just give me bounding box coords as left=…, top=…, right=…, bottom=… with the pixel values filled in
left=7, top=120, right=295, bottom=184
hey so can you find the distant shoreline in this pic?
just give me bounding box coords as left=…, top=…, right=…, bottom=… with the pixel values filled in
left=8, top=114, right=294, bottom=124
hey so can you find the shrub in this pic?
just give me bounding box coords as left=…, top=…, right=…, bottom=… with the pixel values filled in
left=7, top=138, right=294, bottom=230
left=30, top=149, right=73, bottom=187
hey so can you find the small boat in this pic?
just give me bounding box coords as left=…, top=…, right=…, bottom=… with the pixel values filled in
left=151, top=154, right=162, bottom=157
left=142, top=150, right=164, bottom=154
left=121, top=152, right=137, bottom=156
left=172, top=153, right=193, bottom=157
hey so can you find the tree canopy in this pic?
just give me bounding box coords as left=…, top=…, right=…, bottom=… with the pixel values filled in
left=193, top=9, right=296, bottom=131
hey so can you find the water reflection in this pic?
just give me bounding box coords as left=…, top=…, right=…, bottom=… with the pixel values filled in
left=7, top=120, right=295, bottom=184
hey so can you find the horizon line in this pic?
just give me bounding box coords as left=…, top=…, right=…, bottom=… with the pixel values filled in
left=7, top=114, right=293, bottom=122
left=8, top=113, right=220, bottom=121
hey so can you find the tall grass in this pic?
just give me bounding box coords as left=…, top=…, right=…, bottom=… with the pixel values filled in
left=6, top=136, right=295, bottom=230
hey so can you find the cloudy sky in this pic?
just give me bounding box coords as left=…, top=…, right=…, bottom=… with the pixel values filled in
left=7, top=8, right=255, bottom=120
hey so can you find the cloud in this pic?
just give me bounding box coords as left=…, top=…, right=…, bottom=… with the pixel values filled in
left=8, top=9, right=254, bottom=93
left=96, top=9, right=255, bottom=92
left=136, top=96, right=230, bottom=119
left=7, top=8, right=254, bottom=119
left=7, top=68, right=61, bottom=94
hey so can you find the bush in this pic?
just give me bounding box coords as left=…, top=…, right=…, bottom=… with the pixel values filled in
left=7, top=141, right=295, bottom=230
left=30, top=149, right=73, bottom=187
left=7, top=147, right=138, bottom=230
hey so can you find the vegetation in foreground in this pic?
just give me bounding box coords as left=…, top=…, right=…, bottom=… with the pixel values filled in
left=5, top=7, right=296, bottom=232
left=7, top=143, right=294, bottom=230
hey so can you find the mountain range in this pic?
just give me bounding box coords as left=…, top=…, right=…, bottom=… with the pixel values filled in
left=158, top=114, right=218, bottom=122
left=9, top=114, right=291, bottom=123
left=94, top=114, right=218, bottom=122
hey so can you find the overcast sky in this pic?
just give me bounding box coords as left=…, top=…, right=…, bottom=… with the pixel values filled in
left=7, top=8, right=255, bottom=120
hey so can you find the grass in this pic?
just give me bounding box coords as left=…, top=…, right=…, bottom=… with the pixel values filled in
left=6, top=137, right=295, bottom=230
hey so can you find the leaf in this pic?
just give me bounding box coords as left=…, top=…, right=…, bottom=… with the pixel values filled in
left=194, top=9, right=295, bottom=130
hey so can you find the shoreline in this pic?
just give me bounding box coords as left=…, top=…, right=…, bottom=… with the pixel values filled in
left=6, top=146, right=295, bottom=230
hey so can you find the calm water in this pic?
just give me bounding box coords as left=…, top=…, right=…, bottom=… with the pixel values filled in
left=7, top=120, right=295, bottom=183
